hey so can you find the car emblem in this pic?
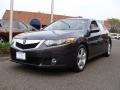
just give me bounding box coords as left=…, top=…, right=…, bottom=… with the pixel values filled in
left=23, top=40, right=26, bottom=45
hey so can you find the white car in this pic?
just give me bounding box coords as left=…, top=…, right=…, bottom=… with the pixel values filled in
left=110, top=33, right=120, bottom=40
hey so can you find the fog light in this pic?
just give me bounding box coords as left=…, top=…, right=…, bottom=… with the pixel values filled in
left=51, top=58, right=57, bottom=64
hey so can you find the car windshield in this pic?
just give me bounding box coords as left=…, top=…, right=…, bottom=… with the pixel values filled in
left=44, top=19, right=88, bottom=31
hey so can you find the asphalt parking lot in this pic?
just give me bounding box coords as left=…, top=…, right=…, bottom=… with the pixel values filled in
left=0, top=40, right=120, bottom=90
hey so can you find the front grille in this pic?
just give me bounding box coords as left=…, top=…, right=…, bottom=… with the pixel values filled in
left=16, top=42, right=39, bottom=49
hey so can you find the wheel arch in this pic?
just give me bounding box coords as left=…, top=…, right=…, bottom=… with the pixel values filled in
left=79, top=42, right=89, bottom=59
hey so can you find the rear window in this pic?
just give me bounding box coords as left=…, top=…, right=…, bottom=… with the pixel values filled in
left=1, top=20, right=27, bottom=30
left=2, top=20, right=19, bottom=29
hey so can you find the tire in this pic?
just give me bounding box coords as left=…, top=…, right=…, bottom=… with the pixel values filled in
left=73, top=45, right=87, bottom=72
left=104, top=41, right=111, bottom=57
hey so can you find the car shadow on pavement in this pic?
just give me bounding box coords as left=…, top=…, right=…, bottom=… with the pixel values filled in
left=10, top=55, right=107, bottom=76
left=87, top=55, right=107, bottom=64
left=11, top=64, right=76, bottom=76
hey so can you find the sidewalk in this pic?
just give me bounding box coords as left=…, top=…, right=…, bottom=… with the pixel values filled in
left=0, top=54, right=10, bottom=61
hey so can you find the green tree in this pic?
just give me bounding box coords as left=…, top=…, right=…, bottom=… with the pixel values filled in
left=107, top=18, right=120, bottom=33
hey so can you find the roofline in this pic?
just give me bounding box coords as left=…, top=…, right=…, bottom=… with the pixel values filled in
left=5, top=10, right=76, bottom=18
left=56, top=18, right=96, bottom=21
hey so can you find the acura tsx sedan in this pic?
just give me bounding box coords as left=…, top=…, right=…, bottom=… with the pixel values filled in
left=10, top=18, right=112, bottom=72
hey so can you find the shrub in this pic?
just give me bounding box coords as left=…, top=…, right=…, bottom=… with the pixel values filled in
left=0, top=42, right=10, bottom=49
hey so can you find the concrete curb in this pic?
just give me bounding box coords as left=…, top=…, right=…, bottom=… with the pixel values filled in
left=0, top=48, right=10, bottom=54
left=0, top=54, right=10, bottom=61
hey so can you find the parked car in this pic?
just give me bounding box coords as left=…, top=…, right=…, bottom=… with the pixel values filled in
left=0, top=20, right=37, bottom=42
left=110, top=33, right=120, bottom=40
left=25, top=24, right=39, bottom=31
left=10, top=18, right=112, bottom=72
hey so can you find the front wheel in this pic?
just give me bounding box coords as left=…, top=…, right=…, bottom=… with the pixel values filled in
left=73, top=45, right=87, bottom=72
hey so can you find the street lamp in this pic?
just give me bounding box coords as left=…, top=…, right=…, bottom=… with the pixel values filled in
left=51, top=0, right=54, bottom=23
left=9, top=0, right=14, bottom=44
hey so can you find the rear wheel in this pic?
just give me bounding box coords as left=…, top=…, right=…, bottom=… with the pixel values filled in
left=73, top=45, right=87, bottom=72
left=104, top=41, right=111, bottom=57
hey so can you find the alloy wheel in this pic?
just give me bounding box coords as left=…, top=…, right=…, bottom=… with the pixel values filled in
left=107, top=43, right=111, bottom=55
left=77, top=48, right=87, bottom=70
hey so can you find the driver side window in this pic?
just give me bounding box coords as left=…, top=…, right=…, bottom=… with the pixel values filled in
left=90, top=21, right=99, bottom=30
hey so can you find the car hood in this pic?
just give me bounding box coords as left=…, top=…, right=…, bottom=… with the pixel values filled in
left=14, top=30, right=86, bottom=40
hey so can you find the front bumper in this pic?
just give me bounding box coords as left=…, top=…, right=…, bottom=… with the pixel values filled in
left=10, top=44, right=77, bottom=68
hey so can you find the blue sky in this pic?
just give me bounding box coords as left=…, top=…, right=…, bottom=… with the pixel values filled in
left=0, top=0, right=120, bottom=20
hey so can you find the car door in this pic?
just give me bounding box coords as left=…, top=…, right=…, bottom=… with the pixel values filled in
left=87, top=21, right=103, bottom=58
left=97, top=21, right=108, bottom=53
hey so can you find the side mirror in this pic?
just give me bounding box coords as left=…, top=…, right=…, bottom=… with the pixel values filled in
left=85, top=30, right=91, bottom=37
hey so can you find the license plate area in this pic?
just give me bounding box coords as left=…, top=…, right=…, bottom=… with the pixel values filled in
left=16, top=52, right=26, bottom=60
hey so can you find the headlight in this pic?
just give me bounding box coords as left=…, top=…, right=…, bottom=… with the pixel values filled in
left=44, top=38, right=76, bottom=46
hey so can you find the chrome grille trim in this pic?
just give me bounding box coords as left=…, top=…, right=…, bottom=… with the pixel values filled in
left=13, top=39, right=45, bottom=50
left=15, top=39, right=40, bottom=44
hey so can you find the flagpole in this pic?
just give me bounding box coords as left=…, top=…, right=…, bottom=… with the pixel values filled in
left=50, top=0, right=54, bottom=23
left=9, top=0, right=14, bottom=44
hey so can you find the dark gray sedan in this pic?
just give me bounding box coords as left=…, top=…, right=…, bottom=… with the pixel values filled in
left=10, top=18, right=112, bottom=72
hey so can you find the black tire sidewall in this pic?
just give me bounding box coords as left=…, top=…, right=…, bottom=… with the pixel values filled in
left=104, top=40, right=111, bottom=57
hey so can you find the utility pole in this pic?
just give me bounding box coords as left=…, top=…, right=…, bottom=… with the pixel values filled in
left=9, top=0, right=14, bottom=44
left=50, top=0, right=54, bottom=23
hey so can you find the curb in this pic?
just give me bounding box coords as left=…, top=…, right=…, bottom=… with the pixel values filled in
left=0, top=48, right=10, bottom=54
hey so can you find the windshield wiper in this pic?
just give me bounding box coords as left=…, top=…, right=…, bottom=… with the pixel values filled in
left=60, top=21, right=71, bottom=28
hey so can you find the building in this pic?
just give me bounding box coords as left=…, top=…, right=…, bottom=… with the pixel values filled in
left=103, top=20, right=111, bottom=30
left=2, top=10, right=76, bottom=27
left=2, top=10, right=110, bottom=30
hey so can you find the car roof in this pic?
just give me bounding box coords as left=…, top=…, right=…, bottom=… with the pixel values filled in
left=59, top=18, right=96, bottom=22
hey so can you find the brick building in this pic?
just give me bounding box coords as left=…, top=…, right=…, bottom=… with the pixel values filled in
left=2, top=10, right=76, bottom=27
